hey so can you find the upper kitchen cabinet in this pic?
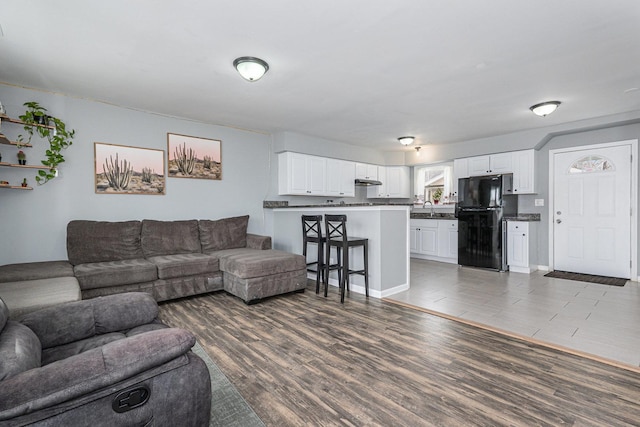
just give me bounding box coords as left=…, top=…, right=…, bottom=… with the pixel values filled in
left=468, top=152, right=512, bottom=176
left=355, top=162, right=378, bottom=180
left=367, top=166, right=410, bottom=198
left=453, top=158, right=468, bottom=193
left=511, top=149, right=535, bottom=194
left=455, top=149, right=535, bottom=194
left=278, top=152, right=326, bottom=195
left=326, top=158, right=356, bottom=197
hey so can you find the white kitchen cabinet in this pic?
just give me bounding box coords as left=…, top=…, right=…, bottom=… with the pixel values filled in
left=511, top=149, right=535, bottom=194
left=355, top=163, right=378, bottom=180
left=410, top=219, right=458, bottom=264
left=456, top=150, right=535, bottom=194
left=326, top=158, right=355, bottom=197
left=367, top=166, right=410, bottom=198
left=468, top=152, right=512, bottom=176
left=453, top=158, right=468, bottom=195
left=437, top=220, right=458, bottom=259
left=278, top=152, right=326, bottom=196
left=411, top=220, right=438, bottom=256
left=507, top=221, right=530, bottom=273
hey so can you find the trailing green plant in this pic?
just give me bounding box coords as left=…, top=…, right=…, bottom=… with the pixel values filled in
left=141, top=167, right=154, bottom=183
left=174, top=142, right=196, bottom=175
left=18, top=101, right=75, bottom=185
left=103, top=153, right=132, bottom=190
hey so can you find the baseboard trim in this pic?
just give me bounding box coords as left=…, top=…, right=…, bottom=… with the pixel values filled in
left=306, top=273, right=408, bottom=299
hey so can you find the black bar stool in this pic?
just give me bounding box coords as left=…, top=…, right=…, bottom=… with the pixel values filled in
left=324, top=214, right=369, bottom=303
left=301, top=215, right=326, bottom=294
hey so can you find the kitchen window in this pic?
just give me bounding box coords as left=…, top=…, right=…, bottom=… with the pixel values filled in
left=413, top=162, right=454, bottom=205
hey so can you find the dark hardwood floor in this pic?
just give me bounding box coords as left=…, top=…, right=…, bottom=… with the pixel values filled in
left=159, top=282, right=640, bottom=426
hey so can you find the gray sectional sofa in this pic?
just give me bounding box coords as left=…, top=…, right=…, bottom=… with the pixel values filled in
left=0, top=215, right=307, bottom=316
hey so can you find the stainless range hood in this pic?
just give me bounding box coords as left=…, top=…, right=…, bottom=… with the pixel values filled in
left=355, top=178, right=382, bottom=186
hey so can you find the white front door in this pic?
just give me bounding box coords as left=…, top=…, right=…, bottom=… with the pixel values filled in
left=553, top=144, right=631, bottom=278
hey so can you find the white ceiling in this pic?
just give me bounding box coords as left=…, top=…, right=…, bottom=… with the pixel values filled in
left=1, top=1, right=639, bottom=151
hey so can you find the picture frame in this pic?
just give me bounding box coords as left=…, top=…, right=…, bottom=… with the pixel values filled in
left=167, top=133, right=222, bottom=180
left=94, top=142, right=166, bottom=195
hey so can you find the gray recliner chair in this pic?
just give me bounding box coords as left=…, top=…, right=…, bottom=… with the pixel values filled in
left=0, top=292, right=211, bottom=426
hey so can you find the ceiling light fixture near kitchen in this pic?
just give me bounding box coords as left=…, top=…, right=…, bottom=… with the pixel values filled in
left=530, top=101, right=561, bottom=117
left=233, top=56, right=269, bottom=82
left=415, top=146, right=421, bottom=156
left=398, top=136, right=415, bottom=145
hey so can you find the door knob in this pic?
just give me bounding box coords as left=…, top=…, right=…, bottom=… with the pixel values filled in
left=556, top=219, right=562, bottom=224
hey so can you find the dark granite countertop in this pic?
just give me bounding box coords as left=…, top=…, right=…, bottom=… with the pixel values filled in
left=504, top=213, right=541, bottom=222
left=410, top=213, right=457, bottom=219
left=263, top=201, right=412, bottom=208
left=411, top=213, right=541, bottom=221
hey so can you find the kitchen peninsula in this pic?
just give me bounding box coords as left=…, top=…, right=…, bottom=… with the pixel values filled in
left=265, top=203, right=411, bottom=298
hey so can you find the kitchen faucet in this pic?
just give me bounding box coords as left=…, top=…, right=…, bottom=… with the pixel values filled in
left=423, top=201, right=434, bottom=217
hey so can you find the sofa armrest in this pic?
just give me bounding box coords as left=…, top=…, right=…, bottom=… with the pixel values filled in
left=246, top=233, right=272, bottom=250
left=0, top=328, right=195, bottom=420
left=20, top=292, right=159, bottom=349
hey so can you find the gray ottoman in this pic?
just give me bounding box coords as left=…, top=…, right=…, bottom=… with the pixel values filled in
left=219, top=249, right=307, bottom=304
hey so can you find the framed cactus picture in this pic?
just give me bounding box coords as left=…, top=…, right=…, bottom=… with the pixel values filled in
left=94, top=142, right=166, bottom=195
left=167, top=133, right=222, bottom=180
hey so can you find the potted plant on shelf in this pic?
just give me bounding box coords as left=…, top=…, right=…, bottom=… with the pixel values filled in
left=17, top=150, right=26, bottom=165
left=17, top=101, right=75, bottom=184
left=432, top=188, right=443, bottom=205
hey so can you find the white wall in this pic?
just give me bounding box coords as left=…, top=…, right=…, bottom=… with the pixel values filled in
left=0, top=84, right=272, bottom=264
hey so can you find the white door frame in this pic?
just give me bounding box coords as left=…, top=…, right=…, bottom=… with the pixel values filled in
left=548, top=139, right=638, bottom=280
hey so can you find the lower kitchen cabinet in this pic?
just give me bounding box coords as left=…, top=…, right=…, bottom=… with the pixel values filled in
left=410, top=219, right=458, bottom=264
left=437, top=220, right=458, bottom=259
left=507, top=221, right=534, bottom=273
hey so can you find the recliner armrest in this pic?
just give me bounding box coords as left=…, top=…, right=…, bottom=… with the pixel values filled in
left=0, top=328, right=195, bottom=420
left=246, top=233, right=272, bottom=250
left=20, top=292, right=159, bottom=349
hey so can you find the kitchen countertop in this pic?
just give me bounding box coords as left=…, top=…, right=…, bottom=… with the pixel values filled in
left=411, top=212, right=541, bottom=221
left=263, top=201, right=412, bottom=208
left=410, top=213, right=456, bottom=219
left=503, top=213, right=541, bottom=221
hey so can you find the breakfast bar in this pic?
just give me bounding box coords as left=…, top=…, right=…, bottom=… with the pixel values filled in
left=267, top=203, right=411, bottom=298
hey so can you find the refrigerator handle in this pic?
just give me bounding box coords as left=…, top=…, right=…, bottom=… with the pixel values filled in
left=501, top=219, right=509, bottom=271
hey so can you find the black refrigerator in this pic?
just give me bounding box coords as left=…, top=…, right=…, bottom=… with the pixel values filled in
left=456, top=174, right=517, bottom=271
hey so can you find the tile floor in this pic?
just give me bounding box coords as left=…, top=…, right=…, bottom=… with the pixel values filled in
left=387, top=259, right=640, bottom=368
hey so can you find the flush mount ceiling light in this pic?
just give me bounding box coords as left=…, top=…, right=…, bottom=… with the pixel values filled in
left=398, top=136, right=415, bottom=145
left=530, top=101, right=561, bottom=117
left=233, top=56, right=269, bottom=82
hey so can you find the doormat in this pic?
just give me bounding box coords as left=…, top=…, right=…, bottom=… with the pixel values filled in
left=544, top=270, right=627, bottom=286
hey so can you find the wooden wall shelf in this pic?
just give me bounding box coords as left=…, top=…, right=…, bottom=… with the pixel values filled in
left=0, top=184, right=33, bottom=190
left=0, top=134, right=32, bottom=147
left=0, top=162, right=52, bottom=170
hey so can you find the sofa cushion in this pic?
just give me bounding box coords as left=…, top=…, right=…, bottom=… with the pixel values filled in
left=141, top=219, right=201, bottom=258
left=219, top=249, right=306, bottom=279
left=73, top=259, right=158, bottom=290
left=0, top=321, right=41, bottom=380
left=20, top=292, right=160, bottom=350
left=147, top=253, right=219, bottom=280
left=0, top=261, right=74, bottom=283
left=67, top=220, right=144, bottom=265
left=199, top=215, right=249, bottom=252
left=0, top=277, right=81, bottom=319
